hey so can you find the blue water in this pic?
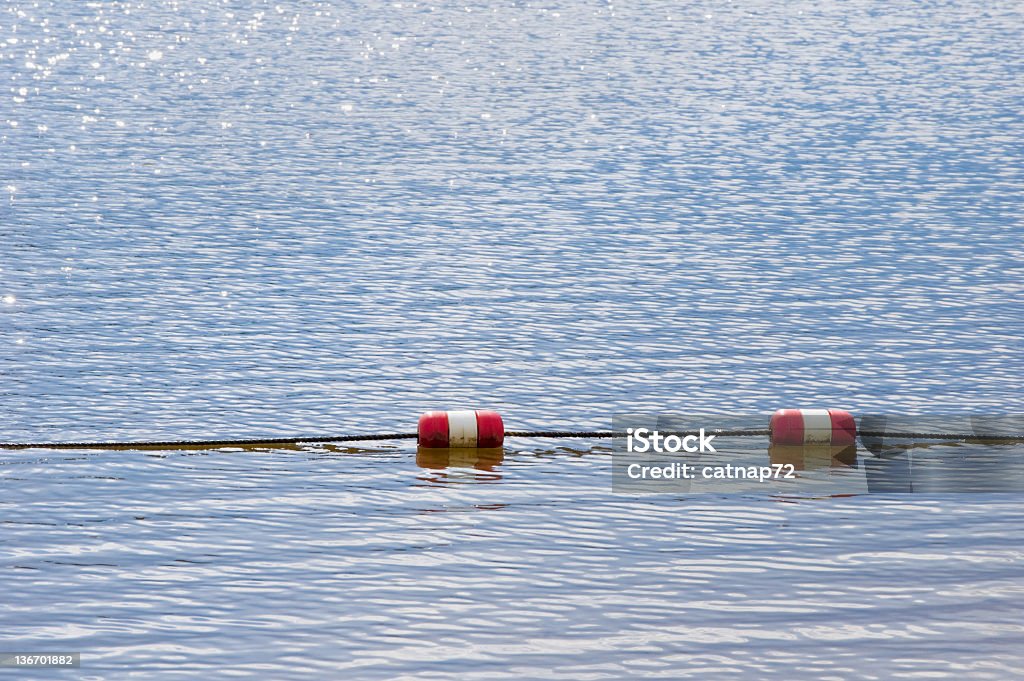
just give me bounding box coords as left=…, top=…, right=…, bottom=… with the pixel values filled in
left=2, top=0, right=1023, bottom=678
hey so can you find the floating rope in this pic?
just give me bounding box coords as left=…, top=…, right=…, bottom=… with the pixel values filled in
left=506, top=429, right=772, bottom=439
left=0, top=433, right=419, bottom=450
left=0, top=429, right=761, bottom=450
left=859, top=431, right=1024, bottom=441
left=1, top=428, right=1021, bottom=451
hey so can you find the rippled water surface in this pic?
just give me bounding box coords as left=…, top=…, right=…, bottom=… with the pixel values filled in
left=2, top=0, right=1022, bottom=678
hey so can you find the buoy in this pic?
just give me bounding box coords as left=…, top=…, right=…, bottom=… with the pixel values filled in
left=417, top=410, right=505, bottom=448
left=769, top=409, right=856, bottom=445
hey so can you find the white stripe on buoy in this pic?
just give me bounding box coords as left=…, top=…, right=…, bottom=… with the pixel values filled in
left=800, top=409, right=833, bottom=444
left=446, top=410, right=479, bottom=447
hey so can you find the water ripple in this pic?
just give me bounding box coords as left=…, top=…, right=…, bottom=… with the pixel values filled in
left=1, top=0, right=1022, bottom=677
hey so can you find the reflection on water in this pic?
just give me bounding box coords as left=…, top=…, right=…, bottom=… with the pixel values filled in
left=416, top=446, right=505, bottom=484
left=768, top=440, right=1024, bottom=494
left=416, top=446, right=505, bottom=473
left=769, top=442, right=859, bottom=471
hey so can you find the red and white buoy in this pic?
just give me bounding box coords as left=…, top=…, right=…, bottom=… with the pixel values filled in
left=418, top=410, right=505, bottom=448
left=769, top=408, right=856, bottom=445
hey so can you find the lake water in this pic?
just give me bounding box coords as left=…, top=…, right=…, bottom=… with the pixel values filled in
left=2, top=0, right=1023, bottom=678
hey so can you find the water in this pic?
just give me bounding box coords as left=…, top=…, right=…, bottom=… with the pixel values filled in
left=2, top=0, right=1023, bottom=677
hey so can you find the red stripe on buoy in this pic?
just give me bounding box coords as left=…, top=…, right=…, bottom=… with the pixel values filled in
left=769, top=409, right=805, bottom=445
left=475, top=410, right=504, bottom=448
left=418, top=411, right=450, bottom=448
left=828, top=409, right=857, bottom=445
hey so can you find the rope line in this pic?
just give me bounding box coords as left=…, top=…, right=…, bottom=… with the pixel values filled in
left=0, top=433, right=419, bottom=450
left=505, top=429, right=771, bottom=439
left=2, top=428, right=1022, bottom=450
left=859, top=431, right=1024, bottom=441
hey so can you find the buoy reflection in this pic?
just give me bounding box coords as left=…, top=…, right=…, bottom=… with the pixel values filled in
left=416, top=446, right=504, bottom=471
left=768, top=443, right=858, bottom=471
